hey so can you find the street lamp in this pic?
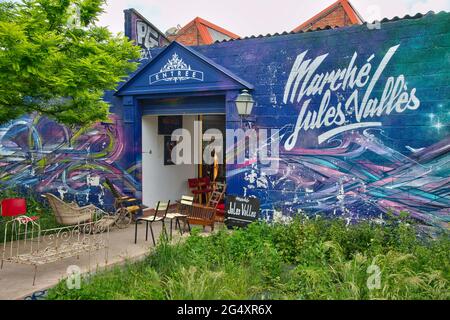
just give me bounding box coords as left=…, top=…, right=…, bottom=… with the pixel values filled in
left=235, top=89, right=254, bottom=116
left=235, top=89, right=255, bottom=127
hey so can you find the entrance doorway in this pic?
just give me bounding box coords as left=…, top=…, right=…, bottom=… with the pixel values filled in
left=141, top=112, right=225, bottom=207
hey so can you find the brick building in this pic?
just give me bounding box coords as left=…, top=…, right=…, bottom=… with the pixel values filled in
left=113, top=12, right=449, bottom=229
left=125, top=0, right=364, bottom=48
left=166, top=17, right=240, bottom=46
left=292, top=0, right=364, bottom=32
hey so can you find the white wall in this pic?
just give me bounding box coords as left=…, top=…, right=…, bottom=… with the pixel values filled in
left=142, top=115, right=197, bottom=208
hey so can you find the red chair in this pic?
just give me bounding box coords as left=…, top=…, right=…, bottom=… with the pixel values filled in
left=216, top=203, right=226, bottom=221
left=188, top=177, right=212, bottom=204
left=1, top=198, right=39, bottom=221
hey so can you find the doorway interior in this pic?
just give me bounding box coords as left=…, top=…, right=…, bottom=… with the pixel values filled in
left=141, top=113, right=225, bottom=207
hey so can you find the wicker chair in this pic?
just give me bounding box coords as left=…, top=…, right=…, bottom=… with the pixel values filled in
left=44, top=193, right=98, bottom=226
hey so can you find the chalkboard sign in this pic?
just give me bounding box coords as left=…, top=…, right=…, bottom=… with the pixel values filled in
left=225, top=196, right=260, bottom=228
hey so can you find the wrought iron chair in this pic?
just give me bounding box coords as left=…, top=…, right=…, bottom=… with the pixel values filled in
left=1, top=215, right=110, bottom=286
left=134, top=200, right=170, bottom=245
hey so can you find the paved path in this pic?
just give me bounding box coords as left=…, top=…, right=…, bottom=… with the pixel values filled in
left=0, top=222, right=174, bottom=300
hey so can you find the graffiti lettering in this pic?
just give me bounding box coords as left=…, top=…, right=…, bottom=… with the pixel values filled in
left=136, top=20, right=159, bottom=49
left=283, top=45, right=421, bottom=148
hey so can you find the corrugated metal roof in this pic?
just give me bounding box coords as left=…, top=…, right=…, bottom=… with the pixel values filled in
left=213, top=11, right=445, bottom=44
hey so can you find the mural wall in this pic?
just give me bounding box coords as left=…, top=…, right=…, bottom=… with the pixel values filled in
left=0, top=11, right=448, bottom=230
left=0, top=10, right=166, bottom=208
left=0, top=109, right=140, bottom=209
left=206, top=13, right=449, bottom=228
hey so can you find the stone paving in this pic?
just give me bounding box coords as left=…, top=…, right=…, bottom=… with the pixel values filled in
left=0, top=222, right=173, bottom=300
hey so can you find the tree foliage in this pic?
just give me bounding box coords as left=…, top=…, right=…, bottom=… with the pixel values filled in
left=0, top=0, right=140, bottom=126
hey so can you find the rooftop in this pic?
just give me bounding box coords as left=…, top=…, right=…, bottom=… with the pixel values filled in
left=212, top=11, right=445, bottom=44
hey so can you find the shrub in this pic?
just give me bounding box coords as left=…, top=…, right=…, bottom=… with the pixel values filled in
left=47, top=216, right=450, bottom=300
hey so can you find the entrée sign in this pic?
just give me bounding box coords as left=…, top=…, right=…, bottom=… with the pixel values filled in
left=150, top=53, right=204, bottom=84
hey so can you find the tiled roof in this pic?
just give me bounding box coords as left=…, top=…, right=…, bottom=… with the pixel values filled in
left=292, top=0, right=364, bottom=33
left=169, top=17, right=240, bottom=45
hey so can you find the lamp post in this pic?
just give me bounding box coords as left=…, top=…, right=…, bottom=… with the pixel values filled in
left=235, top=89, right=255, bottom=127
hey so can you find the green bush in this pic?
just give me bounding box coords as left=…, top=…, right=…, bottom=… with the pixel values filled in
left=47, top=216, right=450, bottom=300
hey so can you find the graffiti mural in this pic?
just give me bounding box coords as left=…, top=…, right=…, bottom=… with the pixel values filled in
left=0, top=114, right=140, bottom=209
left=1, top=11, right=448, bottom=229
left=219, top=13, right=450, bottom=228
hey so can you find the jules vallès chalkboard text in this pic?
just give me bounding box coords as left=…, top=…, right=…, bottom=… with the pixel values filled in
left=225, top=196, right=260, bottom=227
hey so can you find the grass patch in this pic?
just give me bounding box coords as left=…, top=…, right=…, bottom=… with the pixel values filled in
left=47, top=215, right=449, bottom=300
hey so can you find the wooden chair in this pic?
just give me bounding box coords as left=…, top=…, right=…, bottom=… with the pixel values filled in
left=188, top=177, right=212, bottom=204
left=184, top=182, right=226, bottom=230
left=104, top=178, right=143, bottom=220
left=187, top=202, right=216, bottom=232
left=134, top=200, right=170, bottom=245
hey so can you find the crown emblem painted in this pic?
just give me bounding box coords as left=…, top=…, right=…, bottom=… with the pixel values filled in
left=161, top=53, right=190, bottom=72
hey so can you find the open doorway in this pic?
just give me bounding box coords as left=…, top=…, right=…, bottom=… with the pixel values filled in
left=141, top=113, right=225, bottom=207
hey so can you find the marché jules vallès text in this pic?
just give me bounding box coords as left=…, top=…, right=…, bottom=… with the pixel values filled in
left=283, top=44, right=420, bottom=146
left=227, top=197, right=258, bottom=218
left=177, top=304, right=273, bottom=318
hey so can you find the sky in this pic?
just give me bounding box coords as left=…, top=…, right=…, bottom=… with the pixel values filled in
left=97, top=0, right=450, bottom=37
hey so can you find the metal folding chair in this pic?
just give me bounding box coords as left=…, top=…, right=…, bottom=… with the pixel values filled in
left=134, top=200, right=170, bottom=245
left=166, top=195, right=193, bottom=237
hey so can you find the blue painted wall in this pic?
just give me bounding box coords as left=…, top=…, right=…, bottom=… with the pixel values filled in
left=1, top=12, right=448, bottom=229
left=183, top=12, right=449, bottom=228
